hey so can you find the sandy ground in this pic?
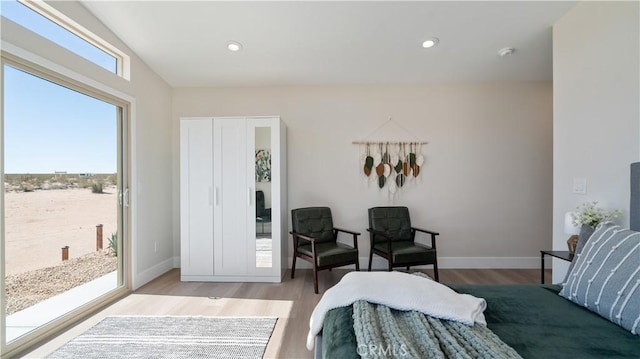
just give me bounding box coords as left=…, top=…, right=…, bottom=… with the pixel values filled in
left=4, top=187, right=117, bottom=276
left=5, top=250, right=117, bottom=314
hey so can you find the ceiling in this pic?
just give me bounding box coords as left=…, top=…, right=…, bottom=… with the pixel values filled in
left=81, top=1, right=576, bottom=87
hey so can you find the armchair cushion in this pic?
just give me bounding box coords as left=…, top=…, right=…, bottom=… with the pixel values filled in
left=373, top=240, right=436, bottom=264
left=368, top=207, right=413, bottom=241
left=292, top=207, right=335, bottom=243
left=298, top=242, right=359, bottom=267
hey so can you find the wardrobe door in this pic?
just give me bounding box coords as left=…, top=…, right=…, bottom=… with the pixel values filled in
left=247, top=118, right=279, bottom=276
left=213, top=118, right=248, bottom=276
left=180, top=119, right=214, bottom=277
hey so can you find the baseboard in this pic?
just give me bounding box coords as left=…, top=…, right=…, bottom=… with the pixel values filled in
left=287, top=256, right=546, bottom=270
left=132, top=257, right=175, bottom=290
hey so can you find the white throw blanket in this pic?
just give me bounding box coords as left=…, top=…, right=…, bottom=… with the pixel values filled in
left=306, top=271, right=487, bottom=350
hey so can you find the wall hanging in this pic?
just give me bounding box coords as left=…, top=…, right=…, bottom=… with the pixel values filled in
left=353, top=117, right=427, bottom=194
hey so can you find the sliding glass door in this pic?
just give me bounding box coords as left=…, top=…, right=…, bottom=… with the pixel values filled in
left=1, top=60, right=129, bottom=350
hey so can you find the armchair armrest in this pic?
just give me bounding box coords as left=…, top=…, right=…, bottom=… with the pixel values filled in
left=412, top=227, right=439, bottom=236
left=290, top=231, right=318, bottom=242
left=411, top=227, right=439, bottom=249
left=334, top=227, right=360, bottom=236
left=366, top=228, right=392, bottom=240
left=290, top=231, right=320, bottom=259
left=334, top=227, right=360, bottom=249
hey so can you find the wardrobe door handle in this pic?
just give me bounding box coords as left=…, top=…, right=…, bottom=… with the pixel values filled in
left=248, top=188, right=252, bottom=206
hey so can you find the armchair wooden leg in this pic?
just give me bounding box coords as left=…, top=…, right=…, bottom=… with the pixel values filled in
left=406, top=266, right=410, bottom=271
left=355, top=258, right=360, bottom=271
left=387, top=256, right=393, bottom=271
left=291, top=255, right=297, bottom=279
left=433, top=260, right=439, bottom=282
left=313, top=263, right=319, bottom=294
left=368, top=250, right=373, bottom=271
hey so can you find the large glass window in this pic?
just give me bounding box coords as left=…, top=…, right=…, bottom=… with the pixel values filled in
left=1, top=62, right=127, bottom=348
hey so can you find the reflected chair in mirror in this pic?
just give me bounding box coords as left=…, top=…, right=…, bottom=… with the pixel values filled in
left=290, top=207, right=360, bottom=293
left=367, top=206, right=440, bottom=281
left=256, top=190, right=271, bottom=235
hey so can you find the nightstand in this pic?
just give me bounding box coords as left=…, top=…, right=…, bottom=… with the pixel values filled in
left=540, top=250, right=574, bottom=284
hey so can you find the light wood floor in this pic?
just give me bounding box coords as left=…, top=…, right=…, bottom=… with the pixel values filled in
left=24, top=268, right=547, bottom=358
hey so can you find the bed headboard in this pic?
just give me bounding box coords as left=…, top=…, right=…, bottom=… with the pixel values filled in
left=631, top=162, right=640, bottom=231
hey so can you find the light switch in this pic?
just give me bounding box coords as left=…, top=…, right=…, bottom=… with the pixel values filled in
left=573, top=178, right=587, bottom=194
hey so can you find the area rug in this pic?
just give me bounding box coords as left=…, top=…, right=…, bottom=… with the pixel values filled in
left=46, top=316, right=277, bottom=358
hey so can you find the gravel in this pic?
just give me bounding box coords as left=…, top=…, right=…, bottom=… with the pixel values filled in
left=5, top=250, right=117, bottom=315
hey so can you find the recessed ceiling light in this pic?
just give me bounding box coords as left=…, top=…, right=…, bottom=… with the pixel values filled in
left=226, top=41, right=243, bottom=52
left=422, top=38, right=439, bottom=49
left=498, top=47, right=515, bottom=57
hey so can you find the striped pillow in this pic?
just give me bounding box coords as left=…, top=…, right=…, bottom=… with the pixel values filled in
left=559, top=221, right=640, bottom=335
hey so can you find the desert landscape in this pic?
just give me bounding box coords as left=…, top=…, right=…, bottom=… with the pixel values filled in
left=4, top=174, right=118, bottom=314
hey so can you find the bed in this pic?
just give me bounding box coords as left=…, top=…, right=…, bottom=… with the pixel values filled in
left=318, top=284, right=639, bottom=358
left=312, top=163, right=640, bottom=358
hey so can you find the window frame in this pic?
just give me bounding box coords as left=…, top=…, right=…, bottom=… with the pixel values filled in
left=12, top=0, right=131, bottom=80
left=0, top=49, right=133, bottom=359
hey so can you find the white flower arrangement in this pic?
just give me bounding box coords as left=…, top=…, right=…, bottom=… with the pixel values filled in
left=571, top=201, right=622, bottom=228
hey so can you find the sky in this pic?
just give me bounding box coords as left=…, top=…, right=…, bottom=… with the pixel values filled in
left=2, top=0, right=118, bottom=174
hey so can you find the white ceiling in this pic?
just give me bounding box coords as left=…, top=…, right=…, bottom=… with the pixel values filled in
left=81, top=1, right=576, bottom=87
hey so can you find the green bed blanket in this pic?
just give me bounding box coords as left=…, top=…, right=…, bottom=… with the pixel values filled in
left=321, top=284, right=640, bottom=358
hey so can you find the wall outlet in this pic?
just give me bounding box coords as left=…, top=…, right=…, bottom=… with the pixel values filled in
left=573, top=178, right=587, bottom=194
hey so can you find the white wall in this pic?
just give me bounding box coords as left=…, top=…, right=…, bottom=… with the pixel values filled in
left=1, top=1, right=174, bottom=288
left=173, top=82, right=553, bottom=268
left=552, top=1, right=640, bottom=283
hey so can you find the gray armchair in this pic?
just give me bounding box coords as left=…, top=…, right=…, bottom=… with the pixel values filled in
left=367, top=206, right=440, bottom=281
left=290, top=207, right=360, bottom=293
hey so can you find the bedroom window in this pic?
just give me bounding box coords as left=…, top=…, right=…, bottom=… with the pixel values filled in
left=0, top=58, right=130, bottom=357
left=0, top=0, right=130, bottom=79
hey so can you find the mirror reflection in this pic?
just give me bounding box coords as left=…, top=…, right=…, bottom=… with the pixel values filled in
left=255, top=127, right=272, bottom=268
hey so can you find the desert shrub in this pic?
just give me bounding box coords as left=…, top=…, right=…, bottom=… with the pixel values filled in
left=103, top=175, right=115, bottom=186
left=108, top=232, right=118, bottom=256
left=20, top=175, right=45, bottom=188
left=18, top=175, right=37, bottom=192
left=77, top=177, right=91, bottom=188
left=91, top=182, right=104, bottom=194
left=50, top=182, right=67, bottom=190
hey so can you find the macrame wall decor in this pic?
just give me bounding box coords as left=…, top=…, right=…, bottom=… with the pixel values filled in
left=353, top=117, right=427, bottom=195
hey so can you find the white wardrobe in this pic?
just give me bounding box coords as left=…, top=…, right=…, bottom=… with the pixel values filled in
left=180, top=116, right=287, bottom=282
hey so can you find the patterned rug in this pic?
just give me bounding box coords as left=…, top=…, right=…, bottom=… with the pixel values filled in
left=47, top=316, right=277, bottom=358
